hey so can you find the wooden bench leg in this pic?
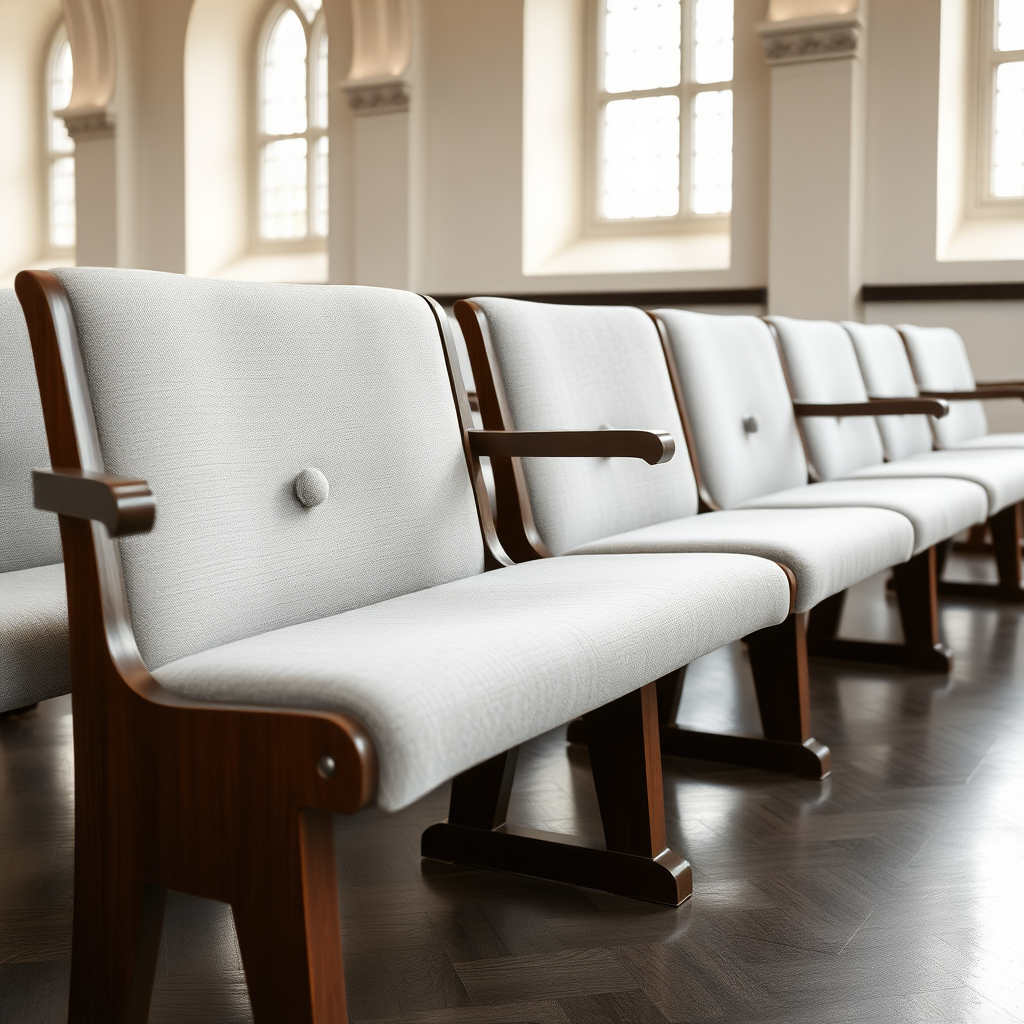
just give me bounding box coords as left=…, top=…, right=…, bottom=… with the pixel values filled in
left=232, top=809, right=348, bottom=1024
left=67, top=815, right=166, bottom=1023
left=571, top=626, right=830, bottom=780
left=809, top=548, right=953, bottom=671
left=422, top=682, right=692, bottom=906
left=939, top=504, right=1024, bottom=603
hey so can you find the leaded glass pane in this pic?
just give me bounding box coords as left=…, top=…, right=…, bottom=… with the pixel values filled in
left=263, top=10, right=308, bottom=136
left=604, top=0, right=682, bottom=94
left=261, top=137, right=309, bottom=238
left=602, top=95, right=681, bottom=218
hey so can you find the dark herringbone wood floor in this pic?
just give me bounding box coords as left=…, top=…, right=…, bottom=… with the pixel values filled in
left=2, top=556, right=1024, bottom=1023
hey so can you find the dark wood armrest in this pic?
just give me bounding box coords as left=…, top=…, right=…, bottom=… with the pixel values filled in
left=921, top=387, right=1024, bottom=402
left=975, top=379, right=1024, bottom=389
left=33, top=469, right=156, bottom=537
left=794, top=398, right=949, bottom=418
left=468, top=429, right=675, bottom=465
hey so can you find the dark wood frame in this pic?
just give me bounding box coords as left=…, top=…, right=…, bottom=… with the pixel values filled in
left=456, top=298, right=830, bottom=780
left=862, top=282, right=1024, bottom=302
left=15, top=273, right=700, bottom=1023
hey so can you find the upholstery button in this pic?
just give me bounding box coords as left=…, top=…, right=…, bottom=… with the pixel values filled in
left=294, top=467, right=330, bottom=508
left=742, top=415, right=759, bottom=434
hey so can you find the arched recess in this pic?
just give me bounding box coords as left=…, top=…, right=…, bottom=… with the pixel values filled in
left=185, top=0, right=356, bottom=282
left=348, top=0, right=409, bottom=81
left=184, top=0, right=267, bottom=277
left=61, top=0, right=116, bottom=113
left=0, top=0, right=65, bottom=284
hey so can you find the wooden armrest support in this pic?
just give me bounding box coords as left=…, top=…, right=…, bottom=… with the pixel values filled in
left=794, top=398, right=950, bottom=418
left=921, top=387, right=1024, bottom=402
left=33, top=468, right=156, bottom=537
left=468, top=429, right=675, bottom=465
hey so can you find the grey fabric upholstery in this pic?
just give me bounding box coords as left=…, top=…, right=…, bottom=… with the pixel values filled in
left=767, top=316, right=887, bottom=480
left=0, top=290, right=63, bottom=574
left=842, top=449, right=1024, bottom=516
left=0, top=563, right=70, bottom=712
left=656, top=309, right=809, bottom=508
left=657, top=308, right=990, bottom=552
left=470, top=299, right=917, bottom=620
left=740, top=477, right=988, bottom=555
left=56, top=269, right=794, bottom=812
left=842, top=321, right=935, bottom=460
left=0, top=290, right=68, bottom=712
left=899, top=324, right=989, bottom=447
left=54, top=269, right=487, bottom=671
left=952, top=432, right=1024, bottom=450
left=468, top=298, right=697, bottom=555
left=568, top=506, right=914, bottom=613
left=767, top=315, right=1024, bottom=517
left=155, top=551, right=792, bottom=810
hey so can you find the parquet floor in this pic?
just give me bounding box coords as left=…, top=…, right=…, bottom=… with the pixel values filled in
left=2, top=556, right=1024, bottom=1023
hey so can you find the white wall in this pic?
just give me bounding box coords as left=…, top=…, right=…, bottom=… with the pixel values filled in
left=0, top=0, right=64, bottom=285
left=415, top=0, right=770, bottom=296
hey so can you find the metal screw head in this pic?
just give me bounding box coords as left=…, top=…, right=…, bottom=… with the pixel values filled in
left=317, top=754, right=337, bottom=779
left=742, top=415, right=760, bottom=434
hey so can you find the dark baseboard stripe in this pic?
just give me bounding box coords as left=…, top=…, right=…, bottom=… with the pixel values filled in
left=430, top=287, right=768, bottom=308
left=863, top=282, right=1024, bottom=302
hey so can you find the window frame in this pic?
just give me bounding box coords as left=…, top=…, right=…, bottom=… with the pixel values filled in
left=584, top=0, right=732, bottom=236
left=253, top=0, right=329, bottom=251
left=45, top=20, right=76, bottom=255
left=972, top=0, right=1024, bottom=213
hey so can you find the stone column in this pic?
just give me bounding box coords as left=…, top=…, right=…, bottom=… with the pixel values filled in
left=758, top=3, right=865, bottom=320
left=342, top=78, right=412, bottom=288
left=64, top=107, right=118, bottom=268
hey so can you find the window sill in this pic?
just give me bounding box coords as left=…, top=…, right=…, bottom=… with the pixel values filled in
left=523, top=230, right=731, bottom=277
left=938, top=215, right=1024, bottom=263
left=211, top=250, right=328, bottom=283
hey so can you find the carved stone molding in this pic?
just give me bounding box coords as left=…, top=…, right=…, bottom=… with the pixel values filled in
left=343, top=79, right=410, bottom=115
left=62, top=106, right=116, bottom=141
left=757, top=14, right=862, bottom=65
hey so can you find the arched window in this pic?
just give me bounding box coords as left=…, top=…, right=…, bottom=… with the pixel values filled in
left=47, top=24, right=75, bottom=251
left=258, top=0, right=329, bottom=242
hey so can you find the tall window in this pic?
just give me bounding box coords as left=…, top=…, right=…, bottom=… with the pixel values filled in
left=983, top=0, right=1024, bottom=201
left=595, top=0, right=734, bottom=223
left=258, top=0, right=328, bottom=241
left=47, top=24, right=75, bottom=250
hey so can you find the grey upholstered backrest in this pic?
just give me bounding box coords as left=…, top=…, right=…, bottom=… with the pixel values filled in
left=767, top=316, right=886, bottom=480
left=899, top=324, right=988, bottom=447
left=0, top=289, right=62, bottom=574
left=53, top=269, right=485, bottom=671
left=471, top=297, right=697, bottom=555
left=842, top=321, right=934, bottom=459
left=656, top=309, right=808, bottom=508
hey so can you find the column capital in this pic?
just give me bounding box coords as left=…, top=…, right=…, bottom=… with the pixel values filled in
left=341, top=78, right=410, bottom=116
left=757, top=13, right=863, bottom=66
left=62, top=106, right=116, bottom=141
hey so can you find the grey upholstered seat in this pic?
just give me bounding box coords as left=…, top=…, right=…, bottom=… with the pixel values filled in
left=155, top=551, right=790, bottom=809
left=657, top=309, right=988, bottom=554
left=899, top=323, right=1024, bottom=450
left=769, top=315, right=1024, bottom=517
left=49, top=268, right=793, bottom=811
left=467, top=297, right=914, bottom=613
left=568, top=507, right=912, bottom=613
left=0, top=289, right=69, bottom=714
